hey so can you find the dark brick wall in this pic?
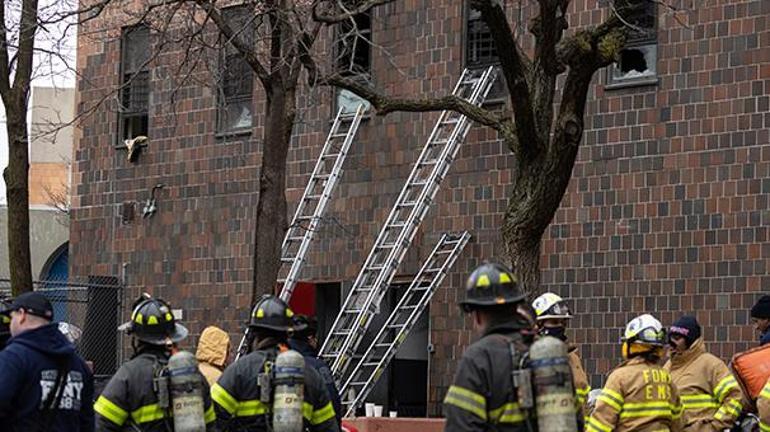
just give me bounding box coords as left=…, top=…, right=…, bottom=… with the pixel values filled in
left=72, top=0, right=770, bottom=416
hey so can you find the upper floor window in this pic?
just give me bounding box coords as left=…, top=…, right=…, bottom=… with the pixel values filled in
left=336, top=12, right=372, bottom=114
left=119, top=25, right=150, bottom=142
left=465, top=4, right=504, bottom=101
left=217, top=6, right=254, bottom=133
left=608, top=2, right=658, bottom=87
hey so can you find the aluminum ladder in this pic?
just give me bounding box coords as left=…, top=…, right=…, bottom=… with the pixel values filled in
left=235, top=104, right=366, bottom=360
left=340, top=231, right=471, bottom=416
left=319, top=66, right=496, bottom=380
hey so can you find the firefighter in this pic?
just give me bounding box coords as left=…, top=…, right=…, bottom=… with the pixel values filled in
left=759, top=377, right=770, bottom=431
left=210, top=295, right=338, bottom=431
left=664, top=315, right=744, bottom=431
left=751, top=295, right=770, bottom=346
left=587, top=314, right=683, bottom=432
left=444, top=262, right=539, bottom=432
left=94, top=294, right=216, bottom=431
left=532, top=292, right=591, bottom=421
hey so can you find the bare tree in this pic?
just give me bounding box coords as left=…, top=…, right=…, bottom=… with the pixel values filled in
left=315, top=0, right=659, bottom=295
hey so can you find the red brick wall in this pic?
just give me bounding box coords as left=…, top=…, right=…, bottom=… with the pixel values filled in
left=71, top=0, right=770, bottom=416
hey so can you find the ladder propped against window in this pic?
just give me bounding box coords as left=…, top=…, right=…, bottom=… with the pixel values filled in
left=340, top=231, right=471, bottom=417
left=235, top=104, right=366, bottom=360
left=319, top=66, right=496, bottom=381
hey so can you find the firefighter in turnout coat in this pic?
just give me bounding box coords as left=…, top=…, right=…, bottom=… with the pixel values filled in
left=443, top=262, right=539, bottom=432
left=664, top=315, right=744, bottom=431
left=210, top=295, right=338, bottom=431
left=532, top=292, right=591, bottom=423
left=758, top=376, right=770, bottom=432
left=587, top=314, right=683, bottom=432
left=94, top=294, right=216, bottom=431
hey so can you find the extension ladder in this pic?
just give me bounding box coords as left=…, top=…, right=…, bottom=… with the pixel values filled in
left=319, top=66, right=496, bottom=380
left=340, top=231, right=471, bottom=416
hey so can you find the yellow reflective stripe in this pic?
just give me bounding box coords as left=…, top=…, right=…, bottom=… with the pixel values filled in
left=211, top=383, right=238, bottom=415
left=311, top=402, right=335, bottom=425
left=94, top=396, right=129, bottom=426
left=760, top=421, right=770, bottom=432
left=488, top=402, right=524, bottom=423
left=131, top=403, right=166, bottom=423
left=597, top=395, right=622, bottom=412
left=303, top=402, right=313, bottom=421
left=619, top=401, right=674, bottom=419
left=235, top=400, right=268, bottom=417
left=714, top=398, right=742, bottom=420
left=761, top=386, right=770, bottom=400
left=681, top=393, right=718, bottom=410
left=714, top=376, right=738, bottom=402
left=444, top=385, right=487, bottom=420
left=586, top=416, right=613, bottom=432
left=576, top=385, right=591, bottom=396
left=204, top=404, right=216, bottom=424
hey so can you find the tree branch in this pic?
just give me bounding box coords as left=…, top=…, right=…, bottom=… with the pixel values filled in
left=0, top=3, right=11, bottom=96
left=324, top=74, right=517, bottom=145
left=312, top=0, right=393, bottom=23
left=471, top=0, right=539, bottom=159
left=13, top=0, right=40, bottom=95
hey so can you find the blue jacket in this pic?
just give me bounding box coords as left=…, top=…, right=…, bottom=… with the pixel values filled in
left=761, top=330, right=770, bottom=346
left=289, top=338, right=343, bottom=425
left=0, top=323, right=94, bottom=432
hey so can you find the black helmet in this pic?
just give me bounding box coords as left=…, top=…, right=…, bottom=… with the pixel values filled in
left=459, top=262, right=525, bottom=310
left=119, top=294, right=188, bottom=345
left=249, top=295, right=306, bottom=334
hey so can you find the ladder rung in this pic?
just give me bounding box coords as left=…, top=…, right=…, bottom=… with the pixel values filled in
left=375, top=343, right=391, bottom=348
left=349, top=381, right=367, bottom=387
left=314, top=174, right=330, bottom=180
left=423, top=267, right=441, bottom=273
left=321, top=152, right=341, bottom=159
left=330, top=133, right=349, bottom=139
left=419, top=159, right=439, bottom=166
left=280, top=257, right=294, bottom=263
left=398, top=201, right=418, bottom=207
left=333, top=330, right=351, bottom=336
left=387, top=324, right=404, bottom=329
left=441, top=117, right=460, bottom=125
left=362, top=362, right=380, bottom=367
left=286, top=236, right=305, bottom=242
left=306, top=194, right=323, bottom=200
left=344, top=309, right=363, bottom=314
left=460, top=79, right=479, bottom=86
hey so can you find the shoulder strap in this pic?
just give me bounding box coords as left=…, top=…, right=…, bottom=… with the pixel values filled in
left=40, top=356, right=71, bottom=432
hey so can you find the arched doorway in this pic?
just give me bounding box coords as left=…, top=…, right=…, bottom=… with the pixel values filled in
left=40, top=242, right=69, bottom=321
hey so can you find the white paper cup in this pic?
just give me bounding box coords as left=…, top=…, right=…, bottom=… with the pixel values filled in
left=389, top=411, right=397, bottom=418
left=365, top=403, right=375, bottom=417
left=373, top=405, right=383, bottom=417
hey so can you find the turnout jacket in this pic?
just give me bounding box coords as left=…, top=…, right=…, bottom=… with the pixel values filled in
left=664, top=338, right=744, bottom=431
left=210, top=345, right=338, bottom=432
left=569, top=345, right=591, bottom=419
left=94, top=347, right=216, bottom=431
left=443, top=323, right=536, bottom=432
left=588, top=356, right=683, bottom=432
left=758, top=377, right=770, bottom=432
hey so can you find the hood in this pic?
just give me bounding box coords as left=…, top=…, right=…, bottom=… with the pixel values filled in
left=669, top=337, right=705, bottom=368
left=9, top=323, right=75, bottom=357
left=195, top=326, right=230, bottom=367
left=288, top=338, right=317, bottom=357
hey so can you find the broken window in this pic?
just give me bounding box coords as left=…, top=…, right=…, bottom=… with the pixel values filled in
left=119, top=25, right=150, bottom=142
left=608, top=1, right=658, bottom=86
left=465, top=3, right=505, bottom=101
left=336, top=12, right=372, bottom=114
left=217, top=6, right=254, bottom=133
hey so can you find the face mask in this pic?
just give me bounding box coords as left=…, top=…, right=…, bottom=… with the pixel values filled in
left=540, top=326, right=567, bottom=341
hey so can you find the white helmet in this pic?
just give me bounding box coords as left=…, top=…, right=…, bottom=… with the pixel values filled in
left=623, top=314, right=665, bottom=346
left=532, top=292, right=572, bottom=321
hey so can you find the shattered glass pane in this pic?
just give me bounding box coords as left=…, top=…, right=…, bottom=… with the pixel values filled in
left=611, top=44, right=657, bottom=82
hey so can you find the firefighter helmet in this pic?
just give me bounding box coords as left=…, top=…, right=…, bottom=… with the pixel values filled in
left=459, top=262, right=525, bottom=310
left=249, top=295, right=306, bottom=334
left=621, top=314, right=665, bottom=359
left=532, top=292, right=573, bottom=321
left=119, top=294, right=188, bottom=345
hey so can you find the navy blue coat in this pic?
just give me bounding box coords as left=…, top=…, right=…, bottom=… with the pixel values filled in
left=0, top=323, right=95, bottom=432
left=289, top=338, right=343, bottom=425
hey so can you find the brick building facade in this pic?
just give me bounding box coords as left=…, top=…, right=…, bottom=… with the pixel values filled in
left=72, top=0, right=770, bottom=415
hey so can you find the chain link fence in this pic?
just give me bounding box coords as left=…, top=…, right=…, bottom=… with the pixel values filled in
left=0, top=276, right=125, bottom=387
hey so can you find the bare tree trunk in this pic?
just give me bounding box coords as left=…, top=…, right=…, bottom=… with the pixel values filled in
left=3, top=98, right=34, bottom=295
left=251, top=83, right=296, bottom=304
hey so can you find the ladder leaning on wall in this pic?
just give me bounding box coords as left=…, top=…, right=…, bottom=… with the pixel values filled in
left=340, top=231, right=471, bottom=416
left=318, top=66, right=497, bottom=381
left=235, top=104, right=366, bottom=360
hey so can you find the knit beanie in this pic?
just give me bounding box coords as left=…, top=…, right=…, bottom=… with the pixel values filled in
left=751, top=295, right=770, bottom=319
left=669, top=315, right=701, bottom=347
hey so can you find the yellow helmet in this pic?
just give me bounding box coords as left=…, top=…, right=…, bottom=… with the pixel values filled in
left=621, top=314, right=665, bottom=359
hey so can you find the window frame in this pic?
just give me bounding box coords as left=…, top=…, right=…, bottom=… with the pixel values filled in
left=216, top=5, right=256, bottom=135
left=117, top=25, right=150, bottom=145
left=334, top=11, right=373, bottom=115
left=463, top=2, right=506, bottom=104
left=606, top=2, right=659, bottom=89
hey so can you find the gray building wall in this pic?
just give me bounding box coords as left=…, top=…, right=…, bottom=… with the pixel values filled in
left=0, top=207, right=69, bottom=279
left=29, top=86, right=75, bottom=164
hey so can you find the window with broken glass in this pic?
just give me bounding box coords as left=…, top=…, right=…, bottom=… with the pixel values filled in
left=335, top=12, right=372, bottom=114
left=608, top=2, right=658, bottom=87
left=119, top=25, right=150, bottom=142
left=217, top=7, right=255, bottom=133
left=465, top=3, right=505, bottom=102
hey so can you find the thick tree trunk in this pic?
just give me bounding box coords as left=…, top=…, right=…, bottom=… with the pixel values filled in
left=251, top=83, right=296, bottom=304
left=3, top=101, right=33, bottom=295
